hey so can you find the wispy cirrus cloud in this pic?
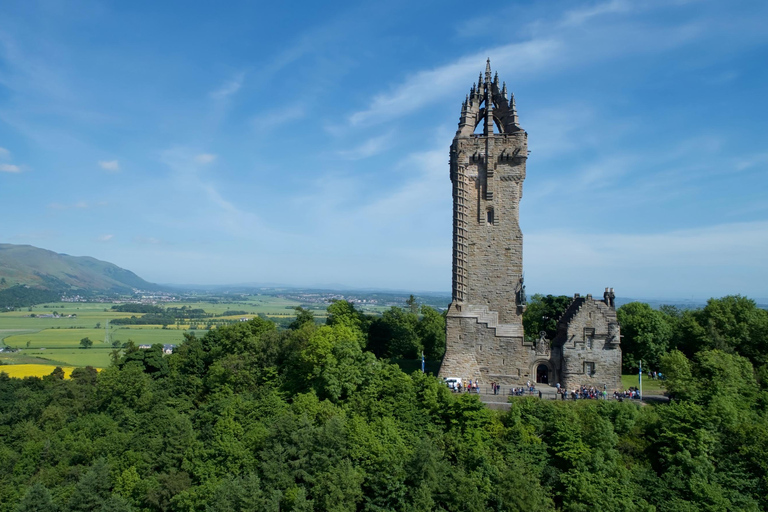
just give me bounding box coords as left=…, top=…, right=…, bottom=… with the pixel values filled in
left=133, top=236, right=164, bottom=245
left=210, top=72, right=245, bottom=100
left=48, top=200, right=89, bottom=210
left=194, top=153, right=216, bottom=164
left=0, top=163, right=21, bottom=173
left=348, top=38, right=561, bottom=127
left=97, top=234, right=114, bottom=242
left=348, top=0, right=716, bottom=127
left=98, top=160, right=120, bottom=172
left=735, top=152, right=768, bottom=171
left=336, top=131, right=394, bottom=160
left=158, top=146, right=281, bottom=240
left=0, top=147, right=10, bottom=158
left=251, top=105, right=305, bottom=133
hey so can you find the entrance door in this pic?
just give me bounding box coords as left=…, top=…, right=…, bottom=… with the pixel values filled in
left=536, top=364, right=549, bottom=384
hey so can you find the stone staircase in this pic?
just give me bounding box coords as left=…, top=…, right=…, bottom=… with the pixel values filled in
left=461, top=305, right=524, bottom=338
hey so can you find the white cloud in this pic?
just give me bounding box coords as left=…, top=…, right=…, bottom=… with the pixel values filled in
left=158, top=146, right=279, bottom=240
left=560, top=0, right=631, bottom=28
left=97, top=234, right=114, bottom=242
left=48, top=201, right=90, bottom=210
left=251, top=105, right=305, bottom=133
left=735, top=152, right=768, bottom=171
left=210, top=72, right=245, bottom=100
left=0, top=163, right=20, bottom=173
left=133, top=236, right=163, bottom=245
left=336, top=131, right=394, bottom=160
left=194, top=153, right=217, bottom=164
left=359, top=148, right=446, bottom=220
left=349, top=38, right=561, bottom=127
left=347, top=0, right=714, bottom=127
left=98, top=160, right=120, bottom=172
left=0, top=147, right=10, bottom=158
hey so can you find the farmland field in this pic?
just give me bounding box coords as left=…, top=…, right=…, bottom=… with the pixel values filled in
left=4, top=328, right=108, bottom=348
left=109, top=327, right=206, bottom=345
left=0, top=295, right=317, bottom=372
left=0, top=364, right=77, bottom=379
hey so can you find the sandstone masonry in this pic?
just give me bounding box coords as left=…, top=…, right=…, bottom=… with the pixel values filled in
left=438, top=61, right=622, bottom=390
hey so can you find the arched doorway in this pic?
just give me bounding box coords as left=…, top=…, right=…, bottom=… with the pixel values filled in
left=536, top=364, right=549, bottom=384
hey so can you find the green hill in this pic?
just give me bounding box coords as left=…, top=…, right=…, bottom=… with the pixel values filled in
left=0, top=243, right=159, bottom=296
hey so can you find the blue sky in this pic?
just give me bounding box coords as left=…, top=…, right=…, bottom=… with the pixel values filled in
left=1, top=0, right=767, bottom=299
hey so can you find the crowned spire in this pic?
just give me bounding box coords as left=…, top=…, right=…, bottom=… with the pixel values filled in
left=456, top=60, right=524, bottom=136
left=508, top=93, right=521, bottom=130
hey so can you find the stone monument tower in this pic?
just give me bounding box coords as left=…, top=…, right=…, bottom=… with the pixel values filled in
left=439, top=60, right=528, bottom=384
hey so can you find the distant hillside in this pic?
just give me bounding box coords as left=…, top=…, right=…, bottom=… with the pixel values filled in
left=0, top=244, right=159, bottom=297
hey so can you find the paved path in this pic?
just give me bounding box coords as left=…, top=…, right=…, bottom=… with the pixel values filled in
left=450, top=386, right=668, bottom=410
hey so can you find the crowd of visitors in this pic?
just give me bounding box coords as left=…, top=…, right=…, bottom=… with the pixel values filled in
left=556, top=385, right=608, bottom=400
left=444, top=378, right=645, bottom=401
left=614, top=388, right=641, bottom=400
left=449, top=379, right=481, bottom=393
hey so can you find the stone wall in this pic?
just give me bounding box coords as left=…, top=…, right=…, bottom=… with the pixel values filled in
left=442, top=304, right=535, bottom=385
left=553, top=296, right=622, bottom=391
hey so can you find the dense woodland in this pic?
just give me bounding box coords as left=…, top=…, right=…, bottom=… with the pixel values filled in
left=1, top=296, right=767, bottom=511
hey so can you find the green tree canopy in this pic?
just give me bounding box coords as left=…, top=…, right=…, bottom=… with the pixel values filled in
left=617, top=301, right=673, bottom=372
left=523, top=294, right=571, bottom=342
left=289, top=306, right=316, bottom=330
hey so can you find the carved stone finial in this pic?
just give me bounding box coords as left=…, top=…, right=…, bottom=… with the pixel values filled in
left=507, top=93, right=521, bottom=131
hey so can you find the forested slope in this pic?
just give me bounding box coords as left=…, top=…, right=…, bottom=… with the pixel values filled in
left=0, top=300, right=767, bottom=511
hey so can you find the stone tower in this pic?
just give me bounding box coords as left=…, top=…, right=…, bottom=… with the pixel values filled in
left=439, top=60, right=529, bottom=385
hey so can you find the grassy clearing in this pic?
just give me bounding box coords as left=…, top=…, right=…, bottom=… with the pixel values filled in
left=0, top=364, right=76, bottom=379
left=621, top=374, right=666, bottom=394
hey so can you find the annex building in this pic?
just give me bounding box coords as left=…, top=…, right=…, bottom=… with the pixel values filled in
left=438, top=60, right=622, bottom=391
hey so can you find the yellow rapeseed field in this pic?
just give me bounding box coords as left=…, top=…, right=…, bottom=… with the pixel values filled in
left=0, top=364, right=76, bottom=379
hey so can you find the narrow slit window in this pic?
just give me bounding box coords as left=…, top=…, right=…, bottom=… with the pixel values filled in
left=487, top=208, right=494, bottom=225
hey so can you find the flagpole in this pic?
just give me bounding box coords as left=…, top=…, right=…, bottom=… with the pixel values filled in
left=639, top=360, right=642, bottom=400
left=421, top=351, right=425, bottom=373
